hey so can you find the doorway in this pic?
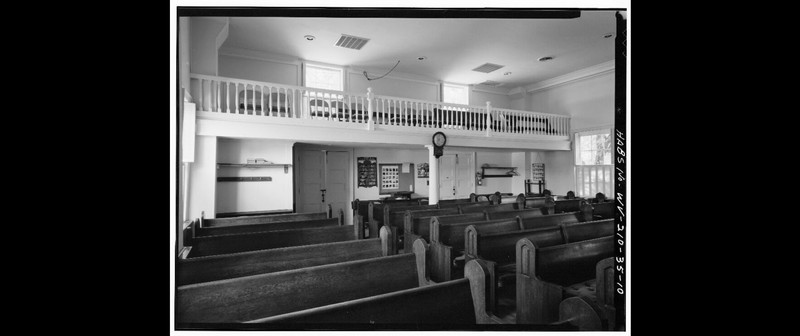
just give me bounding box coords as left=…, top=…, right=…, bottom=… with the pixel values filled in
left=438, top=153, right=475, bottom=200
left=295, top=148, right=352, bottom=224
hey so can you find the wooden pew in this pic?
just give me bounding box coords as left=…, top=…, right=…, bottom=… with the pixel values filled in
left=486, top=207, right=548, bottom=221
left=588, top=201, right=615, bottom=220
left=429, top=217, right=523, bottom=282
left=368, top=202, right=435, bottom=231
left=516, top=235, right=615, bottom=324
left=186, top=222, right=363, bottom=258
left=249, top=238, right=475, bottom=326
left=375, top=203, right=440, bottom=252
left=200, top=204, right=331, bottom=228
left=459, top=202, right=519, bottom=214
left=463, top=219, right=612, bottom=311
left=194, top=209, right=344, bottom=237
left=515, top=211, right=585, bottom=230
left=465, top=259, right=605, bottom=330
left=401, top=207, right=462, bottom=251
left=552, top=198, right=585, bottom=214
left=176, top=230, right=394, bottom=286
left=176, top=232, right=424, bottom=324
left=515, top=194, right=551, bottom=209
left=489, top=193, right=519, bottom=205
left=404, top=212, right=488, bottom=258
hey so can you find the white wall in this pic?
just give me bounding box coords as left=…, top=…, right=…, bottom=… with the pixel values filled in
left=470, top=88, right=510, bottom=109
left=218, top=54, right=301, bottom=86
left=347, top=70, right=439, bottom=101
left=475, top=151, right=513, bottom=194
left=215, top=138, right=295, bottom=214
left=507, top=70, right=615, bottom=196
left=190, top=18, right=226, bottom=76
left=520, top=71, right=615, bottom=131
left=179, top=17, right=191, bottom=96
left=510, top=152, right=527, bottom=195
left=188, top=135, right=217, bottom=220
left=353, top=147, right=430, bottom=200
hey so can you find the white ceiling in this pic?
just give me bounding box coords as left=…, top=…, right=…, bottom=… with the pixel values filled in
left=219, top=10, right=618, bottom=90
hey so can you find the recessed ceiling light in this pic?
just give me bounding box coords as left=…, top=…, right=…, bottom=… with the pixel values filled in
left=504, top=72, right=512, bottom=76
left=538, top=56, right=554, bottom=62
left=417, top=56, right=426, bottom=61
left=304, top=35, right=315, bottom=41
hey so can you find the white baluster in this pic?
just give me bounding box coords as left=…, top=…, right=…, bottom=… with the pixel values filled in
left=485, top=101, right=492, bottom=137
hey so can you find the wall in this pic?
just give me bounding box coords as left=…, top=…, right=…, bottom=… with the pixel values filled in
left=353, top=147, right=430, bottom=200
left=475, top=151, right=513, bottom=194
left=215, top=138, right=295, bottom=214
left=179, top=17, right=191, bottom=96
left=188, top=135, right=217, bottom=220
left=218, top=53, right=301, bottom=86
left=190, top=17, right=227, bottom=76
left=522, top=71, right=615, bottom=131
left=347, top=70, right=439, bottom=101
left=470, top=88, right=510, bottom=109
left=507, top=70, right=616, bottom=196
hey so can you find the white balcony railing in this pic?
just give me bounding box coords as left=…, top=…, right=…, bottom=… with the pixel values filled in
left=189, top=74, right=571, bottom=137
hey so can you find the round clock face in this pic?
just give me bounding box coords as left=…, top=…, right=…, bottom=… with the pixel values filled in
left=433, top=132, right=446, bottom=147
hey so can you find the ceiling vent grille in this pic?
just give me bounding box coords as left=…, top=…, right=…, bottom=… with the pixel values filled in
left=335, top=34, right=370, bottom=50
left=472, top=63, right=505, bottom=73
left=478, top=80, right=503, bottom=87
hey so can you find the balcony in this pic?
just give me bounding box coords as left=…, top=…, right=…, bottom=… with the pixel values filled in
left=187, top=74, right=571, bottom=150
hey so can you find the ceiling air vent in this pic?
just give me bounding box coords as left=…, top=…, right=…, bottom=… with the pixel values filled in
left=472, top=63, right=505, bottom=73
left=478, top=80, right=503, bottom=87
left=335, top=34, right=370, bottom=50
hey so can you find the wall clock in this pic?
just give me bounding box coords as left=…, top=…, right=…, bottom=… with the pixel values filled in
left=432, top=132, right=446, bottom=158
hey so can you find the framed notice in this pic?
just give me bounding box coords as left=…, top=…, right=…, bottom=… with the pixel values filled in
left=531, top=163, right=545, bottom=183
left=357, top=157, right=377, bottom=188
left=379, top=163, right=415, bottom=195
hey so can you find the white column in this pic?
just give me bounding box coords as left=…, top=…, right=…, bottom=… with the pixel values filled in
left=427, top=145, right=439, bottom=205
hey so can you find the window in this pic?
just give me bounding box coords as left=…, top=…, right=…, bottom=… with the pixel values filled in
left=304, top=63, right=343, bottom=91
left=442, top=83, right=469, bottom=105
left=574, top=129, right=613, bottom=198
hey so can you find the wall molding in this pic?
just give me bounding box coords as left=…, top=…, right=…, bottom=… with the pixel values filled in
left=218, top=46, right=302, bottom=67
left=524, top=60, right=615, bottom=94
left=470, top=84, right=512, bottom=96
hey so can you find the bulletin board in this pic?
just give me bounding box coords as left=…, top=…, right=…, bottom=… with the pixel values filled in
left=379, top=163, right=415, bottom=195
left=357, top=157, right=378, bottom=188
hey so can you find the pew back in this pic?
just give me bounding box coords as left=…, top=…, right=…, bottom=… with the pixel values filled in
left=202, top=208, right=330, bottom=228
left=590, top=202, right=615, bottom=220
left=249, top=278, right=477, bottom=325
left=553, top=199, right=584, bottom=214
left=195, top=216, right=342, bottom=237
left=187, top=224, right=359, bottom=258
left=176, top=253, right=420, bottom=323
left=176, top=237, right=387, bottom=286
left=532, top=236, right=614, bottom=286
left=468, top=226, right=565, bottom=265
left=460, top=202, right=519, bottom=214
left=520, top=212, right=583, bottom=230
left=561, top=219, right=614, bottom=243
left=487, top=208, right=545, bottom=221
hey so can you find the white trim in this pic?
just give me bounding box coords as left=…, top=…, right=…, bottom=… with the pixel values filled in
left=218, top=46, right=303, bottom=67
left=572, top=124, right=614, bottom=134
left=470, top=84, right=511, bottom=95
left=525, top=60, right=616, bottom=94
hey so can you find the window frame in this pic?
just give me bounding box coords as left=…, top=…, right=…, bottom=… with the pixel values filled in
left=302, top=62, right=345, bottom=91
left=441, top=82, right=469, bottom=106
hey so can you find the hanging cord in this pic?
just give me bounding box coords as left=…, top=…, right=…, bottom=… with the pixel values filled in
left=363, top=60, right=400, bottom=81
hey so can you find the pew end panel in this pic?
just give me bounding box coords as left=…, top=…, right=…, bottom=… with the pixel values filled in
left=430, top=241, right=453, bottom=282
left=557, top=296, right=604, bottom=331
left=412, top=237, right=434, bottom=286
left=464, top=259, right=506, bottom=324
left=595, top=257, right=618, bottom=330
left=379, top=225, right=396, bottom=256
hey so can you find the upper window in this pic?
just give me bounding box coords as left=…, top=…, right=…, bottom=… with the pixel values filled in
left=304, top=63, right=343, bottom=91
left=575, top=129, right=612, bottom=165
left=442, top=83, right=469, bottom=105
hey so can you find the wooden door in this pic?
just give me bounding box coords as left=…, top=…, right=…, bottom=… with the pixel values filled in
left=298, top=150, right=326, bottom=213
left=438, top=154, right=457, bottom=200
left=454, top=153, right=475, bottom=199
left=325, top=151, right=350, bottom=222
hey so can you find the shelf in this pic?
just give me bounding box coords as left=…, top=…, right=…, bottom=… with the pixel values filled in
left=217, top=163, right=292, bottom=173
left=481, top=166, right=519, bottom=178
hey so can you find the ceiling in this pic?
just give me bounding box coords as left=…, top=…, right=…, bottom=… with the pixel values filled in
left=218, top=10, right=619, bottom=90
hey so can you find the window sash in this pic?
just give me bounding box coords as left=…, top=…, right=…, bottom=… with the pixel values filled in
left=304, top=63, right=344, bottom=91
left=574, top=165, right=613, bottom=198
